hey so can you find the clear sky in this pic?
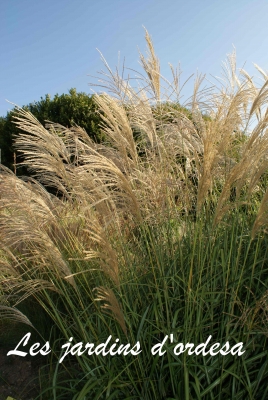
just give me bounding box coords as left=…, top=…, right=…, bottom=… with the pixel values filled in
left=1, top=0, right=268, bottom=117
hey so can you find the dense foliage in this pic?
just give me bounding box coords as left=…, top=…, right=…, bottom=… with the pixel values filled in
left=0, top=89, right=102, bottom=172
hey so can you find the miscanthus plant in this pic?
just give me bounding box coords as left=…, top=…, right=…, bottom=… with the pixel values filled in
left=0, top=30, right=268, bottom=399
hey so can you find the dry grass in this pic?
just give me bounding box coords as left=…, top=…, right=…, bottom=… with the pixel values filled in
left=0, top=29, right=268, bottom=398
left=1, top=30, right=268, bottom=316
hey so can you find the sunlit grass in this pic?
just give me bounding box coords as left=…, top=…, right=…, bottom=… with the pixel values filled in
left=0, top=29, right=268, bottom=399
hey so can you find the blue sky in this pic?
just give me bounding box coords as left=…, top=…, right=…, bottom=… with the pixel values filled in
left=1, top=0, right=268, bottom=117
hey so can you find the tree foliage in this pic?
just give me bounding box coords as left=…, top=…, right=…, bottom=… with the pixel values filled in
left=0, top=89, right=102, bottom=172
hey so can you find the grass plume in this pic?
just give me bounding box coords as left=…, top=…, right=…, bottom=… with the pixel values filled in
left=0, top=30, right=268, bottom=399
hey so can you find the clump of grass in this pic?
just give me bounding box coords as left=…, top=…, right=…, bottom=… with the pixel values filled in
left=0, top=29, right=268, bottom=399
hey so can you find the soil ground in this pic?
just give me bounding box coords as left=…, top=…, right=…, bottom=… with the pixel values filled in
left=0, top=347, right=40, bottom=400
left=0, top=321, right=44, bottom=400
